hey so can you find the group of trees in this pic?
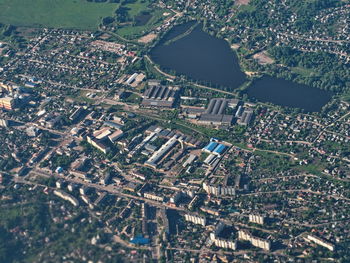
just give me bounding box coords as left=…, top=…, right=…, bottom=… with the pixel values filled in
left=287, top=0, right=341, bottom=32
left=268, top=46, right=349, bottom=92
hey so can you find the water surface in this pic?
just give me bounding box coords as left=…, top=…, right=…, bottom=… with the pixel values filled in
left=150, top=22, right=246, bottom=89
left=247, top=76, right=333, bottom=112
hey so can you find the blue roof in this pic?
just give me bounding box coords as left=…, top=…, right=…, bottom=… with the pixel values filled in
left=130, top=236, right=150, bottom=245
left=213, top=144, right=227, bottom=154
left=203, top=141, right=218, bottom=152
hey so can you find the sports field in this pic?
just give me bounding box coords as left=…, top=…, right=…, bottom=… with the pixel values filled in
left=0, top=0, right=119, bottom=30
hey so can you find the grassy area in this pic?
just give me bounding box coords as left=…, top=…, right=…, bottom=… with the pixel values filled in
left=296, top=164, right=324, bottom=176
left=0, top=0, right=119, bottom=30
left=341, top=89, right=350, bottom=103
left=116, top=5, right=171, bottom=39
left=291, top=67, right=317, bottom=77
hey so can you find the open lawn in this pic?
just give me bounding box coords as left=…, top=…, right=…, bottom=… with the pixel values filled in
left=291, top=67, right=317, bottom=77
left=0, top=0, right=119, bottom=30
left=116, top=1, right=172, bottom=40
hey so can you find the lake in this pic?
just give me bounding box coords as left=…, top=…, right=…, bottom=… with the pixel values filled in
left=246, top=76, right=333, bottom=112
left=150, top=22, right=246, bottom=89
left=150, top=22, right=333, bottom=112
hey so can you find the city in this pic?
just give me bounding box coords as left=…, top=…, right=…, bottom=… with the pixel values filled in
left=0, top=0, right=349, bottom=262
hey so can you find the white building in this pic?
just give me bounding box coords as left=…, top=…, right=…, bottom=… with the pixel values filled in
left=249, top=214, right=265, bottom=225
left=238, top=230, right=271, bottom=251
left=306, top=234, right=335, bottom=251
left=184, top=214, right=206, bottom=226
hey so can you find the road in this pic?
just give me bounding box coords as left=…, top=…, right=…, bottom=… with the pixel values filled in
left=144, top=55, right=176, bottom=80
left=240, top=188, right=350, bottom=202
left=29, top=168, right=186, bottom=213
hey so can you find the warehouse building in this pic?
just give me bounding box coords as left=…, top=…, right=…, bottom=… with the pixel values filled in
left=145, top=135, right=179, bottom=169
left=142, top=80, right=180, bottom=108
left=202, top=139, right=228, bottom=157
left=198, top=98, right=237, bottom=126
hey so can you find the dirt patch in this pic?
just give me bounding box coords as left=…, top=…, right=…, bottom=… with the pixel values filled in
left=138, top=33, right=157, bottom=44
left=235, top=0, right=250, bottom=5
left=99, top=33, right=111, bottom=40
left=253, top=51, right=275, bottom=65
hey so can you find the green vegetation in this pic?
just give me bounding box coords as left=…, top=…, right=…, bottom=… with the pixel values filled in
left=288, top=0, right=340, bottom=32
left=115, top=7, right=170, bottom=39
left=0, top=0, right=119, bottom=30
left=268, top=47, right=349, bottom=92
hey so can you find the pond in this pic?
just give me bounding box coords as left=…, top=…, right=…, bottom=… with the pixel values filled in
left=246, top=76, right=333, bottom=112
left=150, top=22, right=246, bottom=89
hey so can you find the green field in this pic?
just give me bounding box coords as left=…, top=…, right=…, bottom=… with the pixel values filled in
left=116, top=8, right=168, bottom=39
left=0, top=0, right=119, bottom=30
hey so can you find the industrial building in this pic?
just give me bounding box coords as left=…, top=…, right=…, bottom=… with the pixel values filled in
left=197, top=98, right=238, bottom=126
left=145, top=135, right=179, bottom=169
left=108, top=129, right=124, bottom=142
left=238, top=108, right=254, bottom=126
left=87, top=135, right=110, bottom=154
left=141, top=80, right=180, bottom=108
left=202, top=140, right=228, bottom=156
left=69, top=106, right=84, bottom=122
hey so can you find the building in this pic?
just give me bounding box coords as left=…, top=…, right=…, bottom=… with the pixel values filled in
left=126, top=73, right=139, bottom=85
left=69, top=107, right=84, bottom=122
left=306, top=234, right=335, bottom=251
left=0, top=97, right=15, bottom=110
left=100, top=172, right=112, bottom=185
left=87, top=136, right=110, bottom=154
left=145, top=135, right=178, bottom=169
left=144, top=193, right=164, bottom=202
left=0, top=118, right=8, bottom=127
left=53, top=190, right=79, bottom=207
left=170, top=191, right=184, bottom=205
left=210, top=222, right=237, bottom=250
left=197, top=98, right=238, bottom=126
left=202, top=140, right=228, bottom=157
left=141, top=80, right=180, bottom=108
left=188, top=195, right=200, bottom=210
left=238, top=230, right=271, bottom=251
left=80, top=186, right=91, bottom=196
left=67, top=183, right=78, bottom=192
left=238, top=108, right=254, bottom=126
left=0, top=82, right=14, bottom=92
left=203, top=182, right=235, bottom=196
left=25, top=82, right=37, bottom=88
left=108, top=129, right=123, bottom=142
left=184, top=214, right=206, bottom=226
left=210, top=233, right=237, bottom=250
left=93, top=127, right=112, bottom=140
left=182, top=154, right=197, bottom=167
left=249, top=214, right=265, bottom=225
left=200, top=206, right=220, bottom=216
